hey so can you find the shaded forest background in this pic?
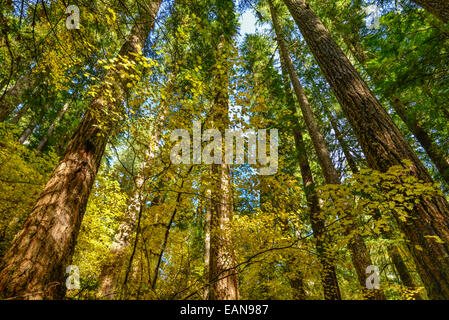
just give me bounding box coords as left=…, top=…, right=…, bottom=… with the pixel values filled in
left=0, top=0, right=448, bottom=300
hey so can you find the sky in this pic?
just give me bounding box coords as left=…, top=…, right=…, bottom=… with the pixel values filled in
left=237, top=9, right=272, bottom=41
left=239, top=10, right=259, bottom=37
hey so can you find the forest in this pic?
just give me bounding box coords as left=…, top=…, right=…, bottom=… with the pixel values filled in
left=0, top=0, right=448, bottom=301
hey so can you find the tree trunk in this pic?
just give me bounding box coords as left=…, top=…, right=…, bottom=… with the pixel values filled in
left=386, top=242, right=422, bottom=299
left=207, top=37, right=239, bottom=301
left=0, top=73, right=34, bottom=122
left=271, top=0, right=384, bottom=299
left=203, top=188, right=212, bottom=300
left=10, top=104, right=29, bottom=125
left=0, top=0, right=162, bottom=300
left=18, top=120, right=37, bottom=144
left=283, top=0, right=449, bottom=299
left=390, top=97, right=449, bottom=186
left=411, top=0, right=449, bottom=23
left=327, top=115, right=359, bottom=174
left=209, top=161, right=239, bottom=300
left=36, top=102, right=70, bottom=152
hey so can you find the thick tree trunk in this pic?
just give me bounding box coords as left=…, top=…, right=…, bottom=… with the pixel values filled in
left=207, top=37, right=239, bottom=300
left=0, top=0, right=162, bottom=300
left=36, top=102, right=70, bottom=152
left=209, top=161, right=239, bottom=300
left=283, top=0, right=449, bottom=299
left=271, top=0, right=384, bottom=299
left=411, top=0, right=449, bottom=23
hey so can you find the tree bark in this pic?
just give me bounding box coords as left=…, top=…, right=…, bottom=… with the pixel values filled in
left=283, top=0, right=449, bottom=299
left=325, top=107, right=423, bottom=298
left=0, top=0, right=162, bottom=300
left=411, top=0, right=449, bottom=23
left=390, top=96, right=449, bottom=186
left=203, top=188, right=212, bottom=300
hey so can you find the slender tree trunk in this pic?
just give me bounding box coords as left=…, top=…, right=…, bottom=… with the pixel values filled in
left=18, top=102, right=51, bottom=145
left=18, top=120, right=37, bottom=144
left=275, top=19, right=341, bottom=302
left=270, top=0, right=384, bottom=299
left=292, top=127, right=342, bottom=300
left=36, top=102, right=70, bottom=152
left=283, top=0, right=449, bottom=299
left=0, top=0, right=162, bottom=300
left=327, top=116, right=359, bottom=174
left=386, top=242, right=423, bottom=299
left=203, top=188, right=212, bottom=300
left=207, top=37, right=239, bottom=301
left=411, top=0, right=449, bottom=23
left=0, top=73, right=34, bottom=122
left=10, top=104, right=29, bottom=124
left=390, top=97, right=449, bottom=185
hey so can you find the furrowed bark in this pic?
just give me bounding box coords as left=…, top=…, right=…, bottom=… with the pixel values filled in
left=283, top=0, right=449, bottom=299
